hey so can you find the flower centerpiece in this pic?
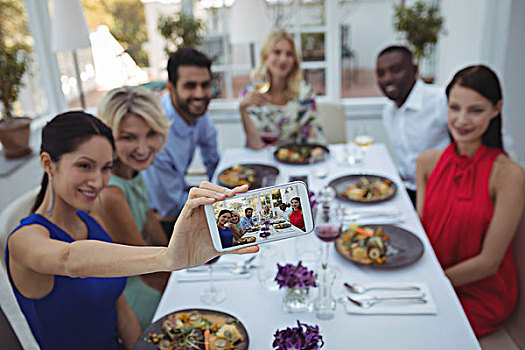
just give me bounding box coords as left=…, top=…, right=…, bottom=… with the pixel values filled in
left=273, top=320, right=324, bottom=350
left=275, top=261, right=317, bottom=313
left=260, top=220, right=271, bottom=238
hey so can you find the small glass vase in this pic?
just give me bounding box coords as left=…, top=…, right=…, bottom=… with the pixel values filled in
left=282, top=287, right=312, bottom=313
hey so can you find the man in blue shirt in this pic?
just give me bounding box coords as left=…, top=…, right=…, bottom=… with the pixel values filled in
left=239, top=208, right=255, bottom=232
left=143, top=48, right=220, bottom=231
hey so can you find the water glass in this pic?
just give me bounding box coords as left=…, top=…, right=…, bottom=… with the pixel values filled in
left=257, top=245, right=282, bottom=291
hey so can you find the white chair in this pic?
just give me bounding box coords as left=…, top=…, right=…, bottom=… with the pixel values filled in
left=316, top=100, right=346, bottom=144
left=0, top=186, right=40, bottom=350
left=480, top=210, right=525, bottom=349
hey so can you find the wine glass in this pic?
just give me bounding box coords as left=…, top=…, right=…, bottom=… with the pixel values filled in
left=254, top=80, right=271, bottom=94
left=314, top=187, right=342, bottom=269
left=313, top=186, right=341, bottom=319
left=200, top=256, right=226, bottom=305
left=260, top=129, right=279, bottom=162
left=353, top=123, right=374, bottom=149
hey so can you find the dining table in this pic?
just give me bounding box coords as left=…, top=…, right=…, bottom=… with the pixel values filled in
left=151, top=143, right=480, bottom=350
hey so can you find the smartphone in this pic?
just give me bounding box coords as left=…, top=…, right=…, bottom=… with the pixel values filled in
left=289, top=175, right=309, bottom=191
left=205, top=181, right=314, bottom=252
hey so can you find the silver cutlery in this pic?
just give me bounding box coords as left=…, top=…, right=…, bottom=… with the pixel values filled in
left=344, top=282, right=421, bottom=294
left=186, top=256, right=256, bottom=274
left=347, top=294, right=427, bottom=309
left=341, top=209, right=400, bottom=221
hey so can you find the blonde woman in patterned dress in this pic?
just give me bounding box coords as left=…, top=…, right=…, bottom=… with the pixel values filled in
left=239, top=29, right=326, bottom=149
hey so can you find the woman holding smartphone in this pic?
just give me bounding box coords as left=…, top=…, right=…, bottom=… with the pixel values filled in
left=5, top=112, right=256, bottom=350
left=289, top=197, right=305, bottom=231
left=217, top=209, right=235, bottom=248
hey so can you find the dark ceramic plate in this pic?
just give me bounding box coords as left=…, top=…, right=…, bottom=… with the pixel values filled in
left=329, top=174, right=397, bottom=203
left=134, top=308, right=249, bottom=350
left=273, top=143, right=329, bottom=165
left=217, top=163, right=279, bottom=190
left=335, top=224, right=424, bottom=268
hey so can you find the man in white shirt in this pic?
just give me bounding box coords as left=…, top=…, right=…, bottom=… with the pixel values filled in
left=376, top=45, right=450, bottom=205
left=276, top=203, right=292, bottom=219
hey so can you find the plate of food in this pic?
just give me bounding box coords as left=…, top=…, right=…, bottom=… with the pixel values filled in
left=233, top=236, right=256, bottom=246
left=335, top=224, right=424, bottom=268
left=135, top=308, right=249, bottom=350
left=274, top=144, right=329, bottom=165
left=217, top=164, right=279, bottom=189
left=329, top=174, right=397, bottom=203
left=274, top=223, right=292, bottom=229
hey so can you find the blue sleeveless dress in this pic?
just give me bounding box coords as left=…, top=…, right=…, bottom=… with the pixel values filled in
left=4, top=211, right=127, bottom=350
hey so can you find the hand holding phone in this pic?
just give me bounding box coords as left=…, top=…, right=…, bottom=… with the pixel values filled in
left=204, top=181, right=314, bottom=252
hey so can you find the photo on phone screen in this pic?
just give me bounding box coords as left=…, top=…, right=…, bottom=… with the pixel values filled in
left=206, top=182, right=313, bottom=251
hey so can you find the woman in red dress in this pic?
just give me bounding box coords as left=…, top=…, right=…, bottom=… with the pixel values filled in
left=416, top=65, right=525, bottom=337
left=289, top=197, right=305, bottom=231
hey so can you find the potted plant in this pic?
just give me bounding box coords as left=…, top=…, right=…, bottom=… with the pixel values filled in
left=157, top=12, right=205, bottom=56
left=0, top=41, right=32, bottom=158
left=393, top=0, right=445, bottom=82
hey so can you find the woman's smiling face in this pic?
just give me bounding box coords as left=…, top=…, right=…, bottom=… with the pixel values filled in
left=447, top=85, right=501, bottom=145
left=115, top=113, right=162, bottom=172
left=50, top=135, right=113, bottom=212
left=267, top=39, right=296, bottom=81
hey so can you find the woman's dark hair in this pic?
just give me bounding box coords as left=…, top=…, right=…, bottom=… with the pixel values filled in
left=445, top=65, right=503, bottom=149
left=291, top=197, right=302, bottom=210
left=218, top=209, right=232, bottom=219
left=32, top=111, right=115, bottom=212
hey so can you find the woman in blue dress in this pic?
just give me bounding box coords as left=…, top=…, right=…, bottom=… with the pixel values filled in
left=217, top=209, right=235, bottom=248
left=4, top=111, right=257, bottom=350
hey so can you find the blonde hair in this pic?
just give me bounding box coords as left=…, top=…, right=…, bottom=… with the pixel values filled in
left=253, top=29, right=302, bottom=100
left=97, top=86, right=170, bottom=149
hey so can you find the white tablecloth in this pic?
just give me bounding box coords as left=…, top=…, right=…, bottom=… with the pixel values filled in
left=153, top=144, right=480, bottom=350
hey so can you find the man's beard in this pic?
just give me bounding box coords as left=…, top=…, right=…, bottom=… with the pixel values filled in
left=173, top=91, right=210, bottom=120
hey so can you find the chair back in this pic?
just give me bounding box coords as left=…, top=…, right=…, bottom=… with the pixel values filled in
left=504, top=210, right=525, bottom=348
left=316, top=100, right=346, bottom=144
left=0, top=187, right=40, bottom=350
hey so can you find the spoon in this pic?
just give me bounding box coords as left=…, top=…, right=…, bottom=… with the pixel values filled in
left=344, top=282, right=420, bottom=294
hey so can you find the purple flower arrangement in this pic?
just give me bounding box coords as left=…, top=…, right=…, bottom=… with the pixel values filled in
left=274, top=261, right=317, bottom=291
left=260, top=221, right=271, bottom=238
left=273, top=320, right=324, bottom=350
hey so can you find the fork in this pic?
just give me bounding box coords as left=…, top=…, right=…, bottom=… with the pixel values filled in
left=344, top=282, right=421, bottom=294
left=346, top=294, right=427, bottom=309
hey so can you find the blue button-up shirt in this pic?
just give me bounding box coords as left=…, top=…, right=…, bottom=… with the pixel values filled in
left=143, top=94, right=220, bottom=218
left=239, top=216, right=254, bottom=232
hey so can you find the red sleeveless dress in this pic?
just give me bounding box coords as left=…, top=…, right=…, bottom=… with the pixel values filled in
left=422, top=142, right=517, bottom=337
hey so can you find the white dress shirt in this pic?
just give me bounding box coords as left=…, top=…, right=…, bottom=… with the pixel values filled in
left=382, top=80, right=450, bottom=190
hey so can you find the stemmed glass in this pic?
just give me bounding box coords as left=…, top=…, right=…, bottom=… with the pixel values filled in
left=313, top=186, right=341, bottom=319
left=200, top=256, right=226, bottom=305
left=353, top=123, right=374, bottom=149
left=260, top=129, right=279, bottom=162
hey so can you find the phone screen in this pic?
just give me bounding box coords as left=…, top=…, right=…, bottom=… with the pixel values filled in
left=211, top=183, right=310, bottom=250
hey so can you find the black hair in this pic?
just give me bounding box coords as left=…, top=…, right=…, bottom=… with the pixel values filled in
left=291, top=197, right=302, bottom=210
left=245, top=207, right=253, bottom=214
left=377, top=45, right=414, bottom=65
left=445, top=65, right=503, bottom=150
left=218, top=209, right=232, bottom=219
left=32, top=111, right=115, bottom=212
left=167, top=47, right=212, bottom=86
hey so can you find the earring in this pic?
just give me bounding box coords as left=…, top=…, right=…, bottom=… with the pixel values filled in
left=98, top=195, right=105, bottom=216
left=47, top=176, right=54, bottom=216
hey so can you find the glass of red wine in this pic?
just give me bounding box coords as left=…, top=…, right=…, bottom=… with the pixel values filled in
left=313, top=186, right=341, bottom=319
left=314, top=187, right=341, bottom=269
left=260, top=130, right=278, bottom=162
left=200, top=256, right=226, bottom=305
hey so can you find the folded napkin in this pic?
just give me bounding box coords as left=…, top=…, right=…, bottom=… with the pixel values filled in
left=175, top=256, right=253, bottom=283
left=339, top=283, right=437, bottom=315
